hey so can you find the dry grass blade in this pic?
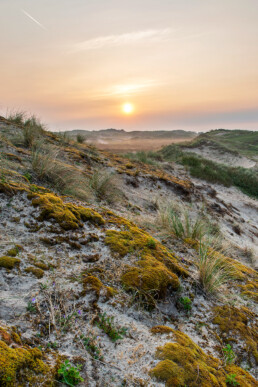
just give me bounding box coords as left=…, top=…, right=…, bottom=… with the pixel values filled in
left=31, top=144, right=91, bottom=200
left=158, top=202, right=209, bottom=240
left=89, top=169, right=122, bottom=204
left=197, top=239, right=238, bottom=294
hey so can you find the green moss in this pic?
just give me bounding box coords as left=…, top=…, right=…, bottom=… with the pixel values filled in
left=0, top=256, right=20, bottom=269
left=212, top=306, right=258, bottom=365
left=25, top=267, right=44, bottom=279
left=30, top=192, right=105, bottom=230
left=150, top=330, right=256, bottom=387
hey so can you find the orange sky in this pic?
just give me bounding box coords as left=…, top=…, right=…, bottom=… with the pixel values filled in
left=1, top=0, right=258, bottom=131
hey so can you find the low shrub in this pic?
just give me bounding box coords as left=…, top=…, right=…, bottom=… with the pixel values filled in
left=58, top=360, right=84, bottom=386
left=95, top=313, right=128, bottom=342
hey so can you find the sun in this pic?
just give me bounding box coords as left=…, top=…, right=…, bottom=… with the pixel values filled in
left=122, top=102, right=134, bottom=114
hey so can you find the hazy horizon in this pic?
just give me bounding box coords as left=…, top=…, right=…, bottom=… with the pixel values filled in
left=1, top=1, right=258, bottom=132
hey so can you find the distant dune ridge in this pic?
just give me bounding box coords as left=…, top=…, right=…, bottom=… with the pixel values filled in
left=56, top=128, right=197, bottom=152
left=57, top=128, right=197, bottom=139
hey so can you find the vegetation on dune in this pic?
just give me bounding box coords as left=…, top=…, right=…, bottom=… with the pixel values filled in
left=158, top=144, right=258, bottom=198
left=31, top=144, right=91, bottom=200
left=1, top=112, right=257, bottom=385
left=0, top=256, right=21, bottom=269
left=212, top=305, right=258, bottom=366
left=88, top=169, right=122, bottom=204
left=158, top=202, right=210, bottom=240
left=183, top=129, right=258, bottom=158
left=6, top=111, right=45, bottom=148
left=196, top=239, right=238, bottom=294
left=150, top=330, right=257, bottom=386
left=0, top=326, right=56, bottom=386
left=30, top=192, right=105, bottom=230
left=124, top=150, right=163, bottom=165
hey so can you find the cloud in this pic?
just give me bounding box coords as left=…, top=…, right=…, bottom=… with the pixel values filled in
left=73, top=28, right=171, bottom=51
left=21, top=9, right=47, bottom=30
left=94, top=80, right=160, bottom=98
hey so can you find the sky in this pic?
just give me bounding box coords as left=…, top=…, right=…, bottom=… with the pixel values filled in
left=1, top=0, right=258, bottom=132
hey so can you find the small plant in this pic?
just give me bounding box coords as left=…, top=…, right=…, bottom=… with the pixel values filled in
left=80, top=334, right=103, bottom=360
left=76, top=134, right=85, bottom=143
left=179, top=296, right=192, bottom=311
left=27, top=299, right=37, bottom=313
left=225, top=374, right=239, bottom=386
left=58, top=312, right=78, bottom=332
left=23, top=171, right=32, bottom=182
left=95, top=313, right=128, bottom=342
left=46, top=341, right=58, bottom=349
left=223, top=344, right=236, bottom=365
left=146, top=238, right=156, bottom=249
left=1, top=171, right=6, bottom=184
left=29, top=184, right=40, bottom=193
left=58, top=360, right=84, bottom=386
left=6, top=110, right=26, bottom=125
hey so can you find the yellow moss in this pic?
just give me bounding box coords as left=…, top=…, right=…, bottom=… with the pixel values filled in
left=5, top=153, right=22, bottom=163
left=0, top=328, right=12, bottom=345
left=0, top=180, right=28, bottom=196
left=150, top=330, right=257, bottom=387
left=31, top=193, right=79, bottom=230
left=82, top=275, right=116, bottom=301
left=30, top=192, right=104, bottom=230
left=105, top=224, right=187, bottom=277
left=212, top=305, right=258, bottom=365
left=150, top=326, right=174, bottom=334
left=6, top=248, right=18, bottom=257
left=121, top=256, right=180, bottom=300
left=25, top=267, right=44, bottom=279
left=77, top=207, right=105, bottom=225
left=0, top=340, right=55, bottom=386
left=10, top=332, right=22, bottom=345
left=104, top=214, right=188, bottom=306
left=82, top=275, right=103, bottom=296
left=242, top=291, right=258, bottom=302
left=105, top=286, right=117, bottom=299
left=34, top=262, right=48, bottom=270
left=0, top=256, right=20, bottom=269
left=239, top=280, right=258, bottom=302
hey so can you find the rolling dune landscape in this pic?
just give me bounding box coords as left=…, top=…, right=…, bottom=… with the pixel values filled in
left=0, top=1, right=258, bottom=386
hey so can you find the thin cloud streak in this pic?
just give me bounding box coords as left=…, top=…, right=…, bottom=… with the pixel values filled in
left=94, top=80, right=160, bottom=98
left=73, top=28, right=171, bottom=51
left=21, top=9, right=47, bottom=30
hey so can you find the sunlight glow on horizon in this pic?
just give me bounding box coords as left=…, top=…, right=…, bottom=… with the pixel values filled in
left=1, top=0, right=258, bottom=131
left=122, top=103, right=134, bottom=115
